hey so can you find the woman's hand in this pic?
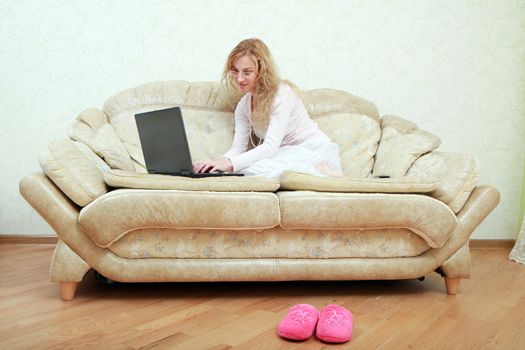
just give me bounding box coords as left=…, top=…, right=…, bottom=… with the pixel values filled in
left=193, top=158, right=233, bottom=173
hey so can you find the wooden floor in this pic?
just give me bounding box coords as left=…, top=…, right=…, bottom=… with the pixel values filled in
left=0, top=245, right=524, bottom=350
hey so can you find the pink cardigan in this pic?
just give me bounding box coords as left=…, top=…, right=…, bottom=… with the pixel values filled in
left=223, top=84, right=330, bottom=171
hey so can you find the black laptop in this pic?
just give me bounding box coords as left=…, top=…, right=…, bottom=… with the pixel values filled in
left=134, top=107, right=243, bottom=178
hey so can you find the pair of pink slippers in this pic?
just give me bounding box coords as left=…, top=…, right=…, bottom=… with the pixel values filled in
left=278, top=304, right=353, bottom=343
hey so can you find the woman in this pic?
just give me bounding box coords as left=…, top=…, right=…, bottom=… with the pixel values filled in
left=193, top=38, right=343, bottom=179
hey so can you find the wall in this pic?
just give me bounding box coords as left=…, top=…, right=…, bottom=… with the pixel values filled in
left=1, top=0, right=524, bottom=238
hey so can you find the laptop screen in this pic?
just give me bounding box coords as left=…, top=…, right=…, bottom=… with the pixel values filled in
left=134, top=107, right=194, bottom=174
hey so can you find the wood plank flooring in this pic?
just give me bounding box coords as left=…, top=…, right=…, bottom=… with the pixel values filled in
left=0, top=244, right=524, bottom=349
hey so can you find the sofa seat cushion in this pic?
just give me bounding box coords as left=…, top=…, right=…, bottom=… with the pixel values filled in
left=280, top=171, right=439, bottom=193
left=108, top=227, right=429, bottom=259
left=104, top=169, right=280, bottom=192
left=79, top=189, right=280, bottom=247
left=277, top=191, right=457, bottom=248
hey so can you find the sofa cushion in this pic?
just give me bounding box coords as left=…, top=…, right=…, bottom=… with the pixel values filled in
left=68, top=108, right=135, bottom=171
left=104, top=169, right=280, bottom=192
left=315, top=113, right=380, bottom=178
left=298, top=88, right=380, bottom=122
left=103, top=80, right=229, bottom=118
left=79, top=189, right=280, bottom=247
left=280, top=171, right=439, bottom=193
left=39, top=139, right=108, bottom=207
left=373, top=115, right=441, bottom=177
left=108, top=227, right=429, bottom=259
left=298, top=88, right=381, bottom=178
left=277, top=191, right=457, bottom=248
left=102, top=81, right=235, bottom=169
left=107, top=106, right=235, bottom=170
left=406, top=151, right=479, bottom=213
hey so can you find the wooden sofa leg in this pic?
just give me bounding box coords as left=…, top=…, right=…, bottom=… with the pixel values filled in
left=59, top=282, right=79, bottom=301
left=50, top=241, right=91, bottom=300
left=444, top=277, right=461, bottom=295
left=438, top=242, right=471, bottom=295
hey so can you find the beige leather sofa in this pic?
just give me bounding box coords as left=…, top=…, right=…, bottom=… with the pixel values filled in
left=19, top=81, right=500, bottom=300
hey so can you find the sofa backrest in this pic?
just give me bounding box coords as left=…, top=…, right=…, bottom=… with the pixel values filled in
left=100, top=80, right=381, bottom=177
left=298, top=89, right=381, bottom=177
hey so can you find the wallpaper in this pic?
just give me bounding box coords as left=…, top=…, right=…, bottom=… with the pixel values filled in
left=1, top=0, right=524, bottom=239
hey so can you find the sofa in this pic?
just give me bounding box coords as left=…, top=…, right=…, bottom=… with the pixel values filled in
left=19, top=80, right=500, bottom=301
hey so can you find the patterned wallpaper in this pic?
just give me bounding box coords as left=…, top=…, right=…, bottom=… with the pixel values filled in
left=1, top=0, right=524, bottom=239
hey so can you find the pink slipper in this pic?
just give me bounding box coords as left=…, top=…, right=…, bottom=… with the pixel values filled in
left=316, top=304, right=353, bottom=343
left=278, top=304, right=319, bottom=340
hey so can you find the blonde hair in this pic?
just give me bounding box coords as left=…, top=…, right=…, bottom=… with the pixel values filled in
left=221, top=38, right=281, bottom=137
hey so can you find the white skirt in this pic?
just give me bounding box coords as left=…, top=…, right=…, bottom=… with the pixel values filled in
left=239, top=138, right=343, bottom=179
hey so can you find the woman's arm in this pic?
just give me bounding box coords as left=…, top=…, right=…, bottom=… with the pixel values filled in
left=223, top=97, right=251, bottom=159
left=228, top=88, right=293, bottom=171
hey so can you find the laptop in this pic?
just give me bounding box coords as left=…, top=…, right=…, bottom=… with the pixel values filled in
left=134, top=107, right=244, bottom=178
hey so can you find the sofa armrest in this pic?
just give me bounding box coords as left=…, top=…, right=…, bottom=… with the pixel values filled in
left=406, top=151, right=479, bottom=213
left=39, top=139, right=109, bottom=207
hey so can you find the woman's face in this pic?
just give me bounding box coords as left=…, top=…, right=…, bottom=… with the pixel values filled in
left=230, top=55, right=258, bottom=93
